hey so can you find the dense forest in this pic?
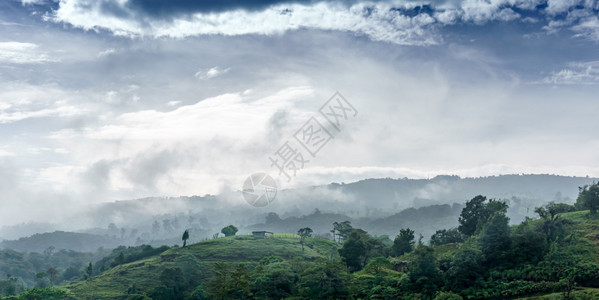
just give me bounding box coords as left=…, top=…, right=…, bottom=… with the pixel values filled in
left=1, top=182, right=599, bottom=299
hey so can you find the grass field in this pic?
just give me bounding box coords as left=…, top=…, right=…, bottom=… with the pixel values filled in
left=65, top=235, right=338, bottom=299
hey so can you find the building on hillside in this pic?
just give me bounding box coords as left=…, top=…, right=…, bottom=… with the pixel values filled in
left=252, top=231, right=273, bottom=238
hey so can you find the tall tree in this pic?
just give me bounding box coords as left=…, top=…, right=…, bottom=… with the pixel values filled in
left=182, top=229, right=190, bottom=247
left=298, top=227, right=313, bottom=252
left=391, top=228, right=415, bottom=257
left=85, top=262, right=93, bottom=280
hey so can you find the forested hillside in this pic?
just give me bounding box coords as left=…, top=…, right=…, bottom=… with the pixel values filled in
left=2, top=182, right=599, bottom=299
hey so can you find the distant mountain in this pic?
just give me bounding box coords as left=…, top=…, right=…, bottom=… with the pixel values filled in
left=1, top=174, right=595, bottom=252
left=0, top=231, right=126, bottom=253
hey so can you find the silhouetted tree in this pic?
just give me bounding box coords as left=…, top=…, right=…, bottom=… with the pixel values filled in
left=182, top=229, right=190, bottom=247
left=85, top=262, right=93, bottom=280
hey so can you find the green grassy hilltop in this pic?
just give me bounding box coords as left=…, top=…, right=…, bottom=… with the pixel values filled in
left=65, top=235, right=337, bottom=299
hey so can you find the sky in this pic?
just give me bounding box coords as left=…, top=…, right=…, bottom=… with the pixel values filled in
left=0, top=0, right=599, bottom=226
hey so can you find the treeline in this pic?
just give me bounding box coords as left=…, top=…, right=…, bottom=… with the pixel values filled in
left=0, top=244, right=171, bottom=298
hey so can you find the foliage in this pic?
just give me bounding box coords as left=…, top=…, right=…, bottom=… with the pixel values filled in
left=298, top=259, right=349, bottom=299
left=576, top=182, right=599, bottom=215
left=479, top=213, right=511, bottom=266
left=430, top=228, right=464, bottom=246
left=338, top=229, right=385, bottom=272
left=408, top=244, right=443, bottom=298
left=434, top=291, right=463, bottom=300
left=331, top=221, right=353, bottom=243
left=390, top=228, right=415, bottom=257
left=458, top=195, right=507, bottom=236
left=297, top=227, right=313, bottom=252
left=220, top=225, right=238, bottom=237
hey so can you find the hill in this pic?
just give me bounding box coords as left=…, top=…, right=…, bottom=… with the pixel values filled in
left=0, top=231, right=126, bottom=253
left=64, top=235, right=338, bottom=299
left=59, top=210, right=599, bottom=299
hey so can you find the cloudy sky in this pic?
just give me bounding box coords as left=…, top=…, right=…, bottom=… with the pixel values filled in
left=1, top=0, right=599, bottom=226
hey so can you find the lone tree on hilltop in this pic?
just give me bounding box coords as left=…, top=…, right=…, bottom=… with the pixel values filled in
left=182, top=229, right=189, bottom=247
left=221, top=225, right=239, bottom=237
left=298, top=227, right=313, bottom=252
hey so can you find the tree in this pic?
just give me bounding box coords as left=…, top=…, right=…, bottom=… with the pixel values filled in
left=35, top=272, right=49, bottom=288
left=479, top=213, right=511, bottom=266
left=299, top=259, right=349, bottom=299
left=113, top=252, right=125, bottom=267
left=206, top=262, right=233, bottom=300
left=458, top=195, right=486, bottom=236
left=430, top=228, right=464, bottom=246
left=85, top=262, right=93, bottom=280
left=391, top=228, right=415, bottom=257
left=298, top=227, right=313, bottom=252
left=446, top=249, right=484, bottom=292
left=535, top=202, right=571, bottom=242
left=338, top=230, right=366, bottom=272
left=332, top=221, right=353, bottom=243
left=458, top=195, right=507, bottom=236
left=158, top=267, right=185, bottom=299
left=576, top=182, right=599, bottom=215
left=251, top=262, right=295, bottom=299
left=46, top=267, right=59, bottom=285
left=230, top=264, right=251, bottom=299
left=221, top=225, right=238, bottom=237
left=408, top=244, right=443, bottom=298
left=182, top=229, right=190, bottom=247
left=338, top=229, right=385, bottom=272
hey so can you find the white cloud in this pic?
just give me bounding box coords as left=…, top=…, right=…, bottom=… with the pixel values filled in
left=571, top=16, right=599, bottom=40
left=0, top=82, right=87, bottom=123
left=546, top=0, right=581, bottom=15
left=97, top=48, right=116, bottom=57
left=541, top=61, right=599, bottom=84
left=46, top=87, right=313, bottom=195
left=0, top=42, right=55, bottom=64
left=195, top=66, right=230, bottom=80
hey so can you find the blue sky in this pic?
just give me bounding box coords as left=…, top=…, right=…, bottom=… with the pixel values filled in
left=0, top=0, right=598, bottom=225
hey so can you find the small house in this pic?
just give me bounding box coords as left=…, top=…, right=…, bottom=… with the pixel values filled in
left=252, top=231, right=273, bottom=238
